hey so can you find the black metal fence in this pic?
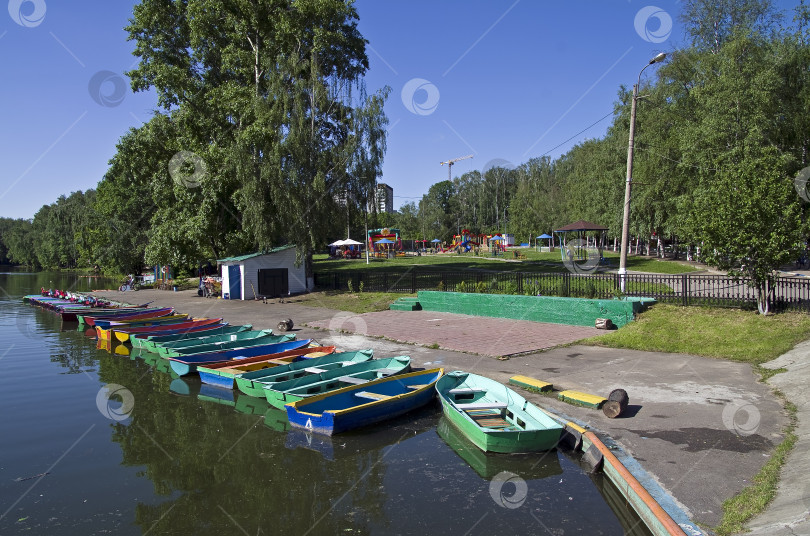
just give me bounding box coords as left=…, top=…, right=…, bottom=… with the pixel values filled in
left=313, top=270, right=810, bottom=312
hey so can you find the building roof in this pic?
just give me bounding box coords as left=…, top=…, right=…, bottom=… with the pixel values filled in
left=554, top=220, right=608, bottom=232
left=217, top=245, right=296, bottom=263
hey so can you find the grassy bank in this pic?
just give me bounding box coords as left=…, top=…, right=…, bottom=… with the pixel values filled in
left=284, top=290, right=408, bottom=314
left=582, top=304, right=810, bottom=365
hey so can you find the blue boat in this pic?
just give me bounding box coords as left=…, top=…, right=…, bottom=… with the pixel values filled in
left=198, top=383, right=237, bottom=406
left=285, top=368, right=444, bottom=435
left=166, top=339, right=312, bottom=376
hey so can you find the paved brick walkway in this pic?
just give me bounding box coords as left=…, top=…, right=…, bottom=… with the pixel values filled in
left=306, top=309, right=604, bottom=357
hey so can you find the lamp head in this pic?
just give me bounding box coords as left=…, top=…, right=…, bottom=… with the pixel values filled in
left=650, top=52, right=667, bottom=64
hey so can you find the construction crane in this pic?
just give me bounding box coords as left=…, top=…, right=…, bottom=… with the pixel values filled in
left=439, top=154, right=473, bottom=181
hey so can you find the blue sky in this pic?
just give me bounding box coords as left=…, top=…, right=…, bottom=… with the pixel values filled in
left=0, top=1, right=794, bottom=219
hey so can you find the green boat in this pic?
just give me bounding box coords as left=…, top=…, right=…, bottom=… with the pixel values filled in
left=263, top=356, right=411, bottom=409
left=156, top=328, right=275, bottom=356
left=161, top=332, right=293, bottom=357
left=233, top=395, right=291, bottom=432
left=234, top=349, right=374, bottom=398
left=435, top=371, right=563, bottom=453
left=134, top=324, right=252, bottom=351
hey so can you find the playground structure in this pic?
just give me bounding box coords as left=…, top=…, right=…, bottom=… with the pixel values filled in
left=447, top=230, right=517, bottom=255
left=367, top=228, right=402, bottom=255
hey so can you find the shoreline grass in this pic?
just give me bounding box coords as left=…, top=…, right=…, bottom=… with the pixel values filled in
left=581, top=304, right=810, bottom=365
left=284, top=290, right=408, bottom=314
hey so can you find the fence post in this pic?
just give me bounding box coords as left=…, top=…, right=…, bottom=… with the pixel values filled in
left=517, top=272, right=523, bottom=294
left=411, top=271, right=417, bottom=294
left=333, top=272, right=338, bottom=290
left=682, top=274, right=688, bottom=307
left=563, top=271, right=570, bottom=297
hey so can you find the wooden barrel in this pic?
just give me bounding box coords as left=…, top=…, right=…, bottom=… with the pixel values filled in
left=276, top=318, right=294, bottom=332
left=602, top=388, right=629, bottom=418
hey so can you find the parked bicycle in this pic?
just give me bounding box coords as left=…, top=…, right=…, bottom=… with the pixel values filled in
left=118, top=275, right=141, bottom=292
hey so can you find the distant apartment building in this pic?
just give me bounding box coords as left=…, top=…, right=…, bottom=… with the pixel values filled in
left=370, top=183, right=394, bottom=214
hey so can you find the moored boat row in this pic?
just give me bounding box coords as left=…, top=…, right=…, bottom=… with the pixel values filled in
left=27, top=290, right=563, bottom=449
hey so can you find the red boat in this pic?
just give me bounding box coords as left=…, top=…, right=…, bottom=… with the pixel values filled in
left=83, top=307, right=174, bottom=327
left=104, top=318, right=225, bottom=344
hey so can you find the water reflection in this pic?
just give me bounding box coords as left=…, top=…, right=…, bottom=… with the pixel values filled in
left=3, top=272, right=651, bottom=536
left=437, top=417, right=562, bottom=480
left=96, top=352, right=391, bottom=536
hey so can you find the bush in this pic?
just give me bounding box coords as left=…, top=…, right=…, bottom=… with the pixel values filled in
left=500, top=281, right=518, bottom=295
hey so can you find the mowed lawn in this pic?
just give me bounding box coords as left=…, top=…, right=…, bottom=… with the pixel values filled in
left=582, top=303, right=810, bottom=365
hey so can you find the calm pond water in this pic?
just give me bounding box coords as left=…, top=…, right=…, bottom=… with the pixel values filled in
left=0, top=271, right=651, bottom=535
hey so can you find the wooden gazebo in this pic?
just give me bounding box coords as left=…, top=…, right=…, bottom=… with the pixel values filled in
left=554, top=220, right=608, bottom=264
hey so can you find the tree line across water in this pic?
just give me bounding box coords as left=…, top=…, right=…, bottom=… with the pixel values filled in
left=1, top=0, right=809, bottom=313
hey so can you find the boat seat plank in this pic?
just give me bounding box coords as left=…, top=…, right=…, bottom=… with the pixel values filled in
left=456, top=402, right=508, bottom=411
left=337, top=376, right=368, bottom=385
left=376, top=368, right=401, bottom=376
left=448, top=387, right=486, bottom=395
left=304, top=367, right=327, bottom=373
left=354, top=391, right=392, bottom=401
left=469, top=414, right=516, bottom=430
left=407, top=384, right=430, bottom=389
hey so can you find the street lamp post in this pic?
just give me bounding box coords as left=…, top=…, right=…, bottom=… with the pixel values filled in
left=618, top=52, right=667, bottom=292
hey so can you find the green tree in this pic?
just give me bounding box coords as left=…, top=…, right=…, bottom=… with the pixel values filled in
left=126, top=0, right=385, bottom=279
left=695, top=148, right=803, bottom=313
left=1, top=218, right=38, bottom=267
left=680, top=0, right=780, bottom=52
left=418, top=180, right=457, bottom=241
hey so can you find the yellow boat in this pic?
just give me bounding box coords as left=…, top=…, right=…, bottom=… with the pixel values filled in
left=95, top=315, right=191, bottom=341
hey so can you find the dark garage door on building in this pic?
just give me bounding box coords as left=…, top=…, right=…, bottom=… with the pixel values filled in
left=258, top=268, right=288, bottom=297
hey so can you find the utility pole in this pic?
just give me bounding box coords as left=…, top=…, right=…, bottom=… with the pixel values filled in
left=619, top=52, right=666, bottom=292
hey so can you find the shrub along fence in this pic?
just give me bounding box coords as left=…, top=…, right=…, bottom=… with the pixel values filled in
left=313, top=270, right=810, bottom=312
